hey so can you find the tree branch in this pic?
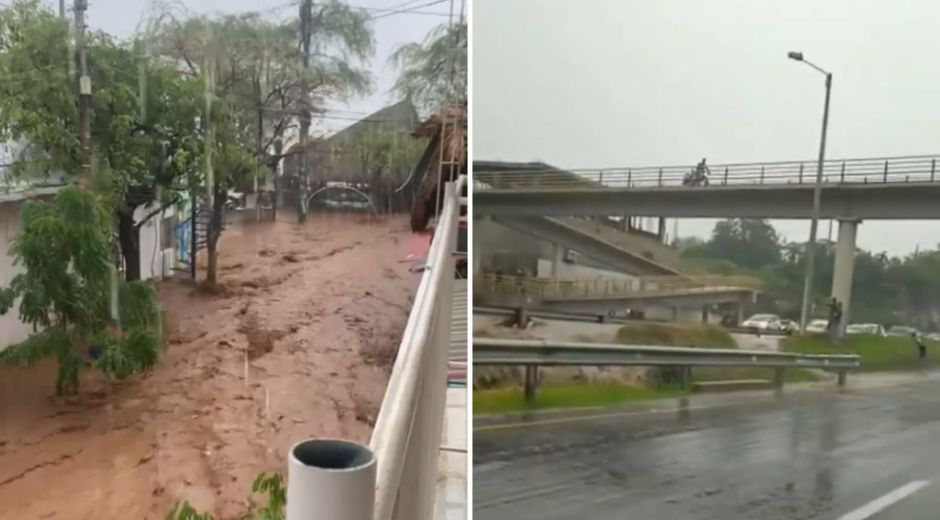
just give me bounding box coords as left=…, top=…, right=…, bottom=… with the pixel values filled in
left=134, top=194, right=182, bottom=231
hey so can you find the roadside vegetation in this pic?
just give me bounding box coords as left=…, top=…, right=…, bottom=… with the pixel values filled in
left=678, top=218, right=940, bottom=330
left=783, top=333, right=940, bottom=371
left=614, top=321, right=736, bottom=348
left=474, top=382, right=688, bottom=415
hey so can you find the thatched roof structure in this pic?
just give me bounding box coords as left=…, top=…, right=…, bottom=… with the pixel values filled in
left=409, top=105, right=467, bottom=231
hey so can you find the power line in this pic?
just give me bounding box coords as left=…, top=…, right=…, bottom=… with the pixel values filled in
left=369, top=0, right=448, bottom=20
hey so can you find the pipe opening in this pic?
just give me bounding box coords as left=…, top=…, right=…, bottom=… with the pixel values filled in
left=291, top=439, right=374, bottom=471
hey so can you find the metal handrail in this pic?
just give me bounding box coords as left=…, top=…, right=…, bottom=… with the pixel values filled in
left=368, top=175, right=464, bottom=520
left=475, top=273, right=762, bottom=300
left=474, top=155, right=940, bottom=191
left=286, top=177, right=464, bottom=520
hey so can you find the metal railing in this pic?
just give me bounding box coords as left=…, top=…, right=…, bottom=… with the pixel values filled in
left=474, top=154, right=940, bottom=191
left=475, top=338, right=861, bottom=402
left=286, top=176, right=465, bottom=520
left=475, top=273, right=762, bottom=301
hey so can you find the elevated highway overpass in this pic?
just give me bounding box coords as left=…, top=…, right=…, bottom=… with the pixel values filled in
left=474, top=155, right=940, bottom=333
left=474, top=155, right=940, bottom=219
left=475, top=274, right=758, bottom=320
left=492, top=215, right=681, bottom=277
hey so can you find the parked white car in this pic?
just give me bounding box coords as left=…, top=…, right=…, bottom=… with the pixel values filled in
left=741, top=314, right=783, bottom=332
left=846, top=323, right=886, bottom=336
left=805, top=319, right=830, bottom=334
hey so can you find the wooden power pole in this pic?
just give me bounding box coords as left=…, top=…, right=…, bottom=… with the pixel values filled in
left=74, top=0, right=92, bottom=187
left=296, top=0, right=312, bottom=224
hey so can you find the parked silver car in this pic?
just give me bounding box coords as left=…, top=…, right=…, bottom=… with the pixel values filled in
left=741, top=314, right=784, bottom=332
left=846, top=323, right=886, bottom=336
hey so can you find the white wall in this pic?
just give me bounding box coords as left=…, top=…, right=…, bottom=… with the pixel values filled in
left=135, top=203, right=178, bottom=281
left=0, top=201, right=35, bottom=351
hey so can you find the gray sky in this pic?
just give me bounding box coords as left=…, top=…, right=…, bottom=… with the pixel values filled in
left=46, top=0, right=458, bottom=131
left=472, top=0, right=940, bottom=255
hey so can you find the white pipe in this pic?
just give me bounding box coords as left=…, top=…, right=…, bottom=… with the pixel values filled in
left=287, top=439, right=376, bottom=520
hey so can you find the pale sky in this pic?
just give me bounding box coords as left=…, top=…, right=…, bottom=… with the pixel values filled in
left=44, top=0, right=458, bottom=131
left=472, top=0, right=940, bottom=255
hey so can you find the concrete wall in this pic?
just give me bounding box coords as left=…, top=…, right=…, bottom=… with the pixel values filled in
left=135, top=203, right=179, bottom=281
left=0, top=201, right=35, bottom=351
left=475, top=218, right=622, bottom=275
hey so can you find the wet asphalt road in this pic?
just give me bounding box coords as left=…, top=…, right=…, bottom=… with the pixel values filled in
left=474, top=377, right=940, bottom=519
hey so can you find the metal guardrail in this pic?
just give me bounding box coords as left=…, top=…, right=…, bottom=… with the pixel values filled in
left=475, top=338, right=861, bottom=402
left=475, top=304, right=624, bottom=324
left=286, top=176, right=465, bottom=520
left=476, top=273, right=762, bottom=300
left=474, top=155, right=940, bottom=191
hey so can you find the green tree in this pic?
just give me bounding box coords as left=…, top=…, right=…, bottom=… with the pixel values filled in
left=0, top=187, right=161, bottom=394
left=685, top=218, right=782, bottom=270
left=166, top=472, right=285, bottom=520
left=0, top=0, right=204, bottom=281
left=391, top=20, right=467, bottom=114
left=144, top=5, right=374, bottom=187
left=353, top=125, right=425, bottom=213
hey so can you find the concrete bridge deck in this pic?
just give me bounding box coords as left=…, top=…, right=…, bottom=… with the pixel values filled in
left=474, top=155, right=940, bottom=219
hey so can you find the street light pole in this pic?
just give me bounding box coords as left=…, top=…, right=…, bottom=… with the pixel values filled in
left=789, top=52, right=832, bottom=333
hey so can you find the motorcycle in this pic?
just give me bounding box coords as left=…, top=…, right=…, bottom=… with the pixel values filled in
left=682, top=168, right=709, bottom=187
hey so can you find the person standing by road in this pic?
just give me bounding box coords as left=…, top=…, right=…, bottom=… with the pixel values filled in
left=913, top=332, right=927, bottom=360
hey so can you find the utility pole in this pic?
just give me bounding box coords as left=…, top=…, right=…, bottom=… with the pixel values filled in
left=74, top=0, right=92, bottom=188
left=296, top=0, right=312, bottom=224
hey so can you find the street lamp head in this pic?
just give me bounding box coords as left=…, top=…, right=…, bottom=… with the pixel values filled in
left=788, top=51, right=804, bottom=61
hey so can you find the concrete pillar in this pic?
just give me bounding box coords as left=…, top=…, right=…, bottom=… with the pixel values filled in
left=657, top=217, right=667, bottom=243
left=701, top=305, right=709, bottom=324
left=472, top=226, right=482, bottom=277
left=830, top=220, right=859, bottom=337
left=736, top=302, right=744, bottom=326
left=550, top=243, right=563, bottom=278
left=671, top=306, right=680, bottom=322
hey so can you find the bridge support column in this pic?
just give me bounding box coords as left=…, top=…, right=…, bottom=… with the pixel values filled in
left=831, top=220, right=859, bottom=338
left=657, top=217, right=667, bottom=243
left=550, top=243, right=564, bottom=278
left=701, top=305, right=709, bottom=324
left=472, top=229, right=482, bottom=277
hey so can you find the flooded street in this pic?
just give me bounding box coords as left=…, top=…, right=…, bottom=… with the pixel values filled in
left=0, top=214, right=421, bottom=519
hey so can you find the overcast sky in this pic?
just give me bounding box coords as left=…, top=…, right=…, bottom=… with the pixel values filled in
left=472, top=0, right=940, bottom=255
left=44, top=0, right=456, bottom=131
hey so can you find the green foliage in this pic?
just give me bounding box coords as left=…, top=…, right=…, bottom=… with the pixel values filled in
left=0, top=187, right=162, bottom=393
left=681, top=218, right=940, bottom=328
left=352, top=126, right=426, bottom=211
left=391, top=21, right=467, bottom=114
left=615, top=322, right=737, bottom=348
left=165, top=473, right=286, bottom=520
left=165, top=502, right=215, bottom=520
left=682, top=218, right=782, bottom=270
left=3, top=187, right=111, bottom=332
left=144, top=5, right=373, bottom=170
left=474, top=383, right=687, bottom=414
left=783, top=333, right=940, bottom=371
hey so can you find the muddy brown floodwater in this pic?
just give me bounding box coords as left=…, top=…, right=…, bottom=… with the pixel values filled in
left=0, top=214, right=422, bottom=519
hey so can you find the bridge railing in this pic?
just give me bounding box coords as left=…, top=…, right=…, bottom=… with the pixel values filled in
left=474, top=338, right=861, bottom=402
left=475, top=273, right=762, bottom=300
left=474, top=155, right=940, bottom=190
left=286, top=176, right=465, bottom=520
